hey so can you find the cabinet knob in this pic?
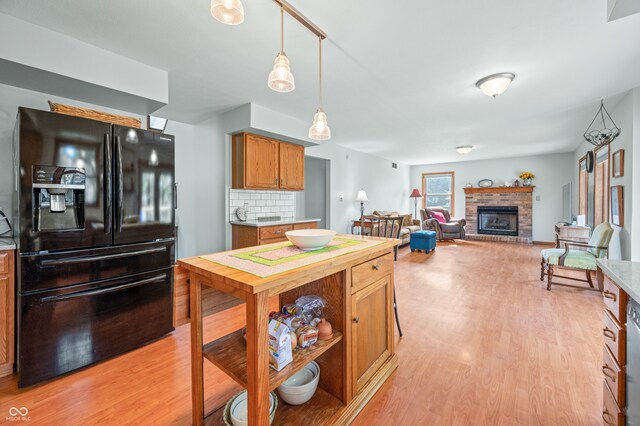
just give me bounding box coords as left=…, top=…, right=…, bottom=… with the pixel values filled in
left=603, top=327, right=616, bottom=341
left=353, top=316, right=360, bottom=323
left=372, top=264, right=380, bottom=271
left=603, top=290, right=617, bottom=302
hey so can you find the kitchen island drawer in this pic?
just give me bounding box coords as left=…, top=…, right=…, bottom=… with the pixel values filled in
left=602, top=344, right=625, bottom=407
left=603, top=381, right=625, bottom=426
left=293, top=222, right=318, bottom=230
left=0, top=253, right=8, bottom=275
left=352, top=253, right=393, bottom=293
left=259, top=225, right=292, bottom=240
left=603, top=276, right=628, bottom=324
left=603, top=309, right=626, bottom=366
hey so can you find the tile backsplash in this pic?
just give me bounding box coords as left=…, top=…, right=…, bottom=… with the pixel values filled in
left=229, top=189, right=296, bottom=222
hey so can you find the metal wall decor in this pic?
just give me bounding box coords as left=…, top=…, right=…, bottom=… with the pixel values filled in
left=583, top=99, right=621, bottom=147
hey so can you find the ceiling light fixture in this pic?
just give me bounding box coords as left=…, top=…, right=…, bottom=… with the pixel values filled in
left=583, top=98, right=621, bottom=147
left=267, top=7, right=295, bottom=93
left=456, top=145, right=473, bottom=154
left=476, top=73, right=515, bottom=98
left=308, top=37, right=331, bottom=140
left=210, top=0, right=245, bottom=25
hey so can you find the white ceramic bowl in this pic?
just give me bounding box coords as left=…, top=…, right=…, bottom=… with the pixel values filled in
left=277, top=361, right=320, bottom=405
left=285, top=229, right=336, bottom=251
left=226, top=390, right=277, bottom=426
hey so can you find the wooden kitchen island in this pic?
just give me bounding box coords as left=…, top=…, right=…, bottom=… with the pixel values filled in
left=177, top=236, right=399, bottom=426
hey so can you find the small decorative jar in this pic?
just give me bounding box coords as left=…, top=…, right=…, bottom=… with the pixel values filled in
left=522, top=178, right=532, bottom=186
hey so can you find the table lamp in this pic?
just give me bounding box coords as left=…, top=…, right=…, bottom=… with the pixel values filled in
left=356, top=189, right=368, bottom=235
left=409, top=188, right=422, bottom=219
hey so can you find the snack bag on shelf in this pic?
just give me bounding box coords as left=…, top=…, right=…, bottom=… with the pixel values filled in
left=268, top=319, right=293, bottom=371
left=295, top=295, right=327, bottom=323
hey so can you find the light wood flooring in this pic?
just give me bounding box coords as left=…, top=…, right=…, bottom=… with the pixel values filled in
left=0, top=241, right=603, bottom=425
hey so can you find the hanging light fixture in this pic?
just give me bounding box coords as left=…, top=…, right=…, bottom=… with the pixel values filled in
left=267, top=7, right=295, bottom=93
left=456, top=145, right=473, bottom=154
left=308, top=37, right=331, bottom=140
left=476, top=73, right=515, bottom=98
left=210, top=0, right=245, bottom=25
left=583, top=99, right=621, bottom=147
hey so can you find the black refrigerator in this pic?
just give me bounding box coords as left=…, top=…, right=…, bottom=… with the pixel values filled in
left=14, top=107, right=175, bottom=387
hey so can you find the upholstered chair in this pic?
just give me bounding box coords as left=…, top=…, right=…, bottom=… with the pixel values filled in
left=540, top=222, right=614, bottom=291
left=420, top=207, right=466, bottom=240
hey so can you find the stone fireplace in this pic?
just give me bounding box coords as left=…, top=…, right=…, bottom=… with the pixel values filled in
left=464, top=187, right=533, bottom=243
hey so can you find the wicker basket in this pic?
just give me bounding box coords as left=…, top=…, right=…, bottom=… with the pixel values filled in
left=48, top=101, right=141, bottom=128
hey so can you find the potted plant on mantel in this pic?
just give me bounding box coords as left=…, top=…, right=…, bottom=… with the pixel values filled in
left=519, top=172, right=535, bottom=186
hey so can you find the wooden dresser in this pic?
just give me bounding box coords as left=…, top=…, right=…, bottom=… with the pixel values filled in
left=600, top=270, right=628, bottom=425
left=555, top=224, right=590, bottom=247
left=0, top=247, right=15, bottom=378
left=232, top=221, right=318, bottom=249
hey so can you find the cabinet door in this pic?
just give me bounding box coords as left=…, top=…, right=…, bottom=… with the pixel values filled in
left=0, top=251, right=14, bottom=377
left=352, top=275, right=392, bottom=394
left=245, top=134, right=279, bottom=189
left=279, top=142, right=304, bottom=190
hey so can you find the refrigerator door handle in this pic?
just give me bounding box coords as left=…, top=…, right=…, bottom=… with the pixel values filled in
left=104, top=133, right=112, bottom=234
left=40, top=246, right=166, bottom=266
left=115, top=135, right=123, bottom=232
left=39, top=274, right=167, bottom=302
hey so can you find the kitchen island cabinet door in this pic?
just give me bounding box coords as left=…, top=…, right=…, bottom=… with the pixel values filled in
left=0, top=250, right=14, bottom=378
left=352, top=275, right=392, bottom=394
left=279, top=142, right=304, bottom=190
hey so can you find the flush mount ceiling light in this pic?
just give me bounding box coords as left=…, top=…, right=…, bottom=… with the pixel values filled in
left=456, top=145, right=473, bottom=154
left=267, top=7, right=295, bottom=93
left=583, top=99, right=621, bottom=147
left=308, top=37, right=331, bottom=140
left=476, top=73, right=515, bottom=98
left=210, top=0, right=245, bottom=25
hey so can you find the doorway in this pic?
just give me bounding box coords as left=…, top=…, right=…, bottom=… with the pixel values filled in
left=300, top=156, right=330, bottom=229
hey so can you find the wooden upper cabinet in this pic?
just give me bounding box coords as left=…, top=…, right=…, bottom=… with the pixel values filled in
left=279, top=142, right=304, bottom=190
left=232, top=133, right=304, bottom=191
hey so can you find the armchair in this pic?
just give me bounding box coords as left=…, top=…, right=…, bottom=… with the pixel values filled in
left=540, top=222, right=613, bottom=291
left=420, top=207, right=466, bottom=240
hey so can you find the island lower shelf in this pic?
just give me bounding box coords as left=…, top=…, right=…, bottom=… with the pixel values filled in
left=203, top=329, right=344, bottom=391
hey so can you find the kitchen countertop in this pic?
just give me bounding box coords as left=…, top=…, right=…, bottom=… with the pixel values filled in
left=597, top=259, right=640, bottom=302
left=229, top=218, right=321, bottom=227
left=0, top=237, right=16, bottom=251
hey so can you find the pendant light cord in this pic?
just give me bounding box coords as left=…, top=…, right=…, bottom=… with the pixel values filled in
left=280, top=7, right=284, bottom=52
left=319, top=37, right=323, bottom=107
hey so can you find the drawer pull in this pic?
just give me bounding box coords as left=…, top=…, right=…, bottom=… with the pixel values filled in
left=602, top=411, right=615, bottom=426
left=602, top=364, right=617, bottom=381
left=604, top=290, right=617, bottom=301
left=353, top=316, right=360, bottom=324
left=372, top=264, right=380, bottom=271
left=603, top=327, right=616, bottom=341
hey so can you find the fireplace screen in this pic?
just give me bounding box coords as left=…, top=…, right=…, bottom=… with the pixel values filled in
left=477, top=206, right=518, bottom=236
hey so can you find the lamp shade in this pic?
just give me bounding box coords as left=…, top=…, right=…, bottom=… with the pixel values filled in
left=210, top=0, right=245, bottom=25
left=409, top=188, right=422, bottom=198
left=356, top=190, right=368, bottom=202
left=308, top=108, right=331, bottom=140
left=268, top=52, right=295, bottom=93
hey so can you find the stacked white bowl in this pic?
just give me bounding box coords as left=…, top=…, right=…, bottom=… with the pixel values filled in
left=226, top=390, right=277, bottom=426
left=277, top=361, right=320, bottom=405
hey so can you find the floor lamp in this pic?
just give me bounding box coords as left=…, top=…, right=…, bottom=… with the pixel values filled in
left=410, top=188, right=422, bottom=219
left=356, top=189, right=368, bottom=236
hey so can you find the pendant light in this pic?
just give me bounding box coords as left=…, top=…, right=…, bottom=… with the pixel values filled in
left=267, top=7, right=295, bottom=92
left=210, top=0, right=245, bottom=26
left=308, top=37, right=331, bottom=140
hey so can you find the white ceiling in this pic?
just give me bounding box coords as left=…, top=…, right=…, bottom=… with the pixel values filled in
left=1, top=0, right=639, bottom=165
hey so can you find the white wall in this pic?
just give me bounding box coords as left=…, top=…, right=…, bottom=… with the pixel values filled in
left=571, top=90, right=635, bottom=260
left=411, top=153, right=574, bottom=242
left=633, top=89, right=640, bottom=261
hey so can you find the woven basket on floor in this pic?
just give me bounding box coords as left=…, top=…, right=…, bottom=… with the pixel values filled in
left=48, top=101, right=141, bottom=128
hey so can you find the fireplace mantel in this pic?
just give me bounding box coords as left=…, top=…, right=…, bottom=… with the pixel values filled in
left=463, top=186, right=535, bottom=194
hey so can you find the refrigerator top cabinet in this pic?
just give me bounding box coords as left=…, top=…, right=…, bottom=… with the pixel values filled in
left=17, top=108, right=113, bottom=253
left=112, top=126, right=175, bottom=245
